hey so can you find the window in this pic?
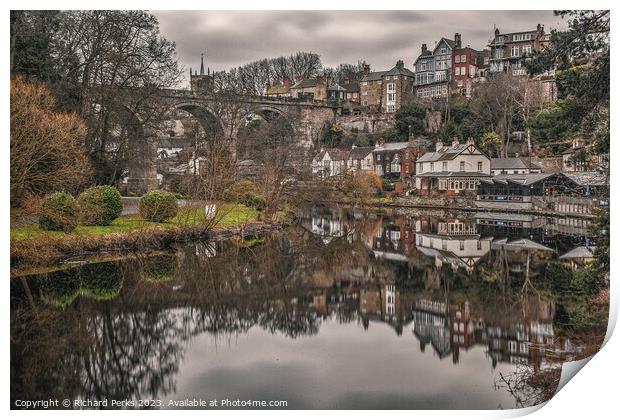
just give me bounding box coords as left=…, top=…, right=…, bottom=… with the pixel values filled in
left=387, top=104, right=395, bottom=112
left=387, top=93, right=395, bottom=102
left=523, top=45, right=532, bottom=55
left=442, top=161, right=447, bottom=171
left=441, top=48, right=447, bottom=55
left=460, top=161, right=465, bottom=171
left=477, top=161, right=483, bottom=172
left=511, top=45, right=519, bottom=57
left=461, top=54, right=466, bottom=62
left=430, top=162, right=434, bottom=171
left=421, top=63, right=426, bottom=71
left=455, top=55, right=461, bottom=63
left=362, top=100, right=368, bottom=106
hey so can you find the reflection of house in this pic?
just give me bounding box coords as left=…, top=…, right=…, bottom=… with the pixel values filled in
left=372, top=217, right=416, bottom=261
left=415, top=139, right=491, bottom=195
left=559, top=246, right=596, bottom=270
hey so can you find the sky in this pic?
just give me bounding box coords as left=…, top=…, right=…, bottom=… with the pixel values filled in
left=154, top=10, right=568, bottom=79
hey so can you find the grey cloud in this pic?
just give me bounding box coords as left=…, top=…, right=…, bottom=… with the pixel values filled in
left=154, top=10, right=567, bottom=78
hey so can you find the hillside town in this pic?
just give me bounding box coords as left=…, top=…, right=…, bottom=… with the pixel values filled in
left=153, top=23, right=608, bottom=214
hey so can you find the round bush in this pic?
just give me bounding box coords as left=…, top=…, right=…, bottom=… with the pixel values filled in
left=78, top=185, right=123, bottom=226
left=222, top=181, right=257, bottom=202
left=242, top=191, right=266, bottom=210
left=39, top=192, right=79, bottom=232
left=139, top=190, right=178, bottom=222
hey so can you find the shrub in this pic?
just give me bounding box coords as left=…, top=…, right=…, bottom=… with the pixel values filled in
left=222, top=181, right=257, bottom=202
left=38, top=192, right=79, bottom=232
left=139, top=190, right=178, bottom=222
left=78, top=185, right=123, bottom=226
left=242, top=191, right=267, bottom=210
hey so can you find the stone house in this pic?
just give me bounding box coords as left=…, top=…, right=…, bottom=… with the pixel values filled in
left=265, top=78, right=292, bottom=97
left=382, top=60, right=415, bottom=113
left=488, top=24, right=547, bottom=76
left=360, top=69, right=387, bottom=112
left=341, top=80, right=360, bottom=104
left=415, top=139, right=491, bottom=195
left=290, top=76, right=327, bottom=101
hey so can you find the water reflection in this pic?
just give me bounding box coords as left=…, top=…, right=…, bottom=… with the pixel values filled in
left=11, top=207, right=605, bottom=409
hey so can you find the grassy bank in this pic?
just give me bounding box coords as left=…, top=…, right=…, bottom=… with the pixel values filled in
left=11, top=203, right=262, bottom=273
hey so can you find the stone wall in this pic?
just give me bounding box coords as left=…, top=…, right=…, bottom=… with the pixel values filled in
left=335, top=114, right=395, bottom=133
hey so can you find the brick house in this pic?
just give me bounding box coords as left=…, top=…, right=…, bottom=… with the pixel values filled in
left=373, top=140, right=419, bottom=181
left=450, top=46, right=489, bottom=97
left=488, top=24, right=547, bottom=76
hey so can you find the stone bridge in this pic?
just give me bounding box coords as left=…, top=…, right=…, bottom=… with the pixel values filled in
left=123, top=89, right=338, bottom=194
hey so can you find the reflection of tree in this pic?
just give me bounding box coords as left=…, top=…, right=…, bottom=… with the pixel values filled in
left=495, top=364, right=561, bottom=408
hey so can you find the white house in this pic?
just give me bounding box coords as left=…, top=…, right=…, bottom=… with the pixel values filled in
left=415, top=139, right=491, bottom=195
left=312, top=148, right=348, bottom=178
left=491, top=157, right=542, bottom=175
left=346, top=145, right=375, bottom=173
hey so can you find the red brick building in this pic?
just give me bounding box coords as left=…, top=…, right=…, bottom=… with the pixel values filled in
left=450, top=47, right=488, bottom=97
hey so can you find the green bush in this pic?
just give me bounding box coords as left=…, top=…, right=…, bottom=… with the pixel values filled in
left=242, top=191, right=266, bottom=210
left=222, top=180, right=257, bottom=202
left=38, top=192, right=79, bottom=232
left=78, top=185, right=123, bottom=226
left=139, top=190, right=178, bottom=222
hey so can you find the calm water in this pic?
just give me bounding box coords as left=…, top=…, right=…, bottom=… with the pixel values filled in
left=10, top=207, right=604, bottom=409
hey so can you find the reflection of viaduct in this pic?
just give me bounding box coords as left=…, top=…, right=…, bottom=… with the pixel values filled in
left=120, top=89, right=338, bottom=194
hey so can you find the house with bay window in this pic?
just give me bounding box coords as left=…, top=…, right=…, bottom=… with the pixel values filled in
left=414, top=139, right=491, bottom=195
left=413, top=34, right=460, bottom=99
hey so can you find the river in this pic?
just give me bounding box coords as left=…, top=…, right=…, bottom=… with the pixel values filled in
left=10, top=206, right=607, bottom=409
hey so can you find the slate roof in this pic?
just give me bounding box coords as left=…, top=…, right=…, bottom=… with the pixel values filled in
left=416, top=143, right=472, bottom=162
left=562, top=171, right=609, bottom=186
left=348, top=146, right=375, bottom=160
left=374, top=141, right=414, bottom=151
left=491, top=238, right=554, bottom=252
left=416, top=171, right=492, bottom=178
left=314, top=148, right=349, bottom=162
left=487, top=173, right=556, bottom=186
left=341, top=82, right=360, bottom=92
left=327, top=83, right=346, bottom=92
left=491, top=157, right=541, bottom=170
left=361, top=71, right=387, bottom=82
left=385, top=65, right=415, bottom=77
left=291, top=79, right=318, bottom=89
left=559, top=246, right=596, bottom=260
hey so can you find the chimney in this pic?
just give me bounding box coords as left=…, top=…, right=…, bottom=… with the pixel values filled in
left=283, top=78, right=291, bottom=87
left=343, top=78, right=350, bottom=85
left=494, top=27, right=500, bottom=37
left=537, top=23, right=542, bottom=32
left=466, top=137, right=475, bottom=146
left=454, top=33, right=462, bottom=48
left=435, top=141, right=444, bottom=152
left=452, top=137, right=460, bottom=147
left=396, top=59, right=404, bottom=69
left=422, top=43, right=428, bottom=54
left=362, top=64, right=370, bottom=76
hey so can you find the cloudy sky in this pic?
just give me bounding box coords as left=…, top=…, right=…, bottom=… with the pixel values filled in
left=154, top=10, right=567, bottom=78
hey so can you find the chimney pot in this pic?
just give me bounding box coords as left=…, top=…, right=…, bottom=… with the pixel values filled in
left=422, top=43, right=428, bottom=54
left=452, top=138, right=460, bottom=147
left=435, top=141, right=444, bottom=152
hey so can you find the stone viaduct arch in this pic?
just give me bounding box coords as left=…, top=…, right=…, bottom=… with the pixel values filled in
left=124, top=89, right=338, bottom=195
